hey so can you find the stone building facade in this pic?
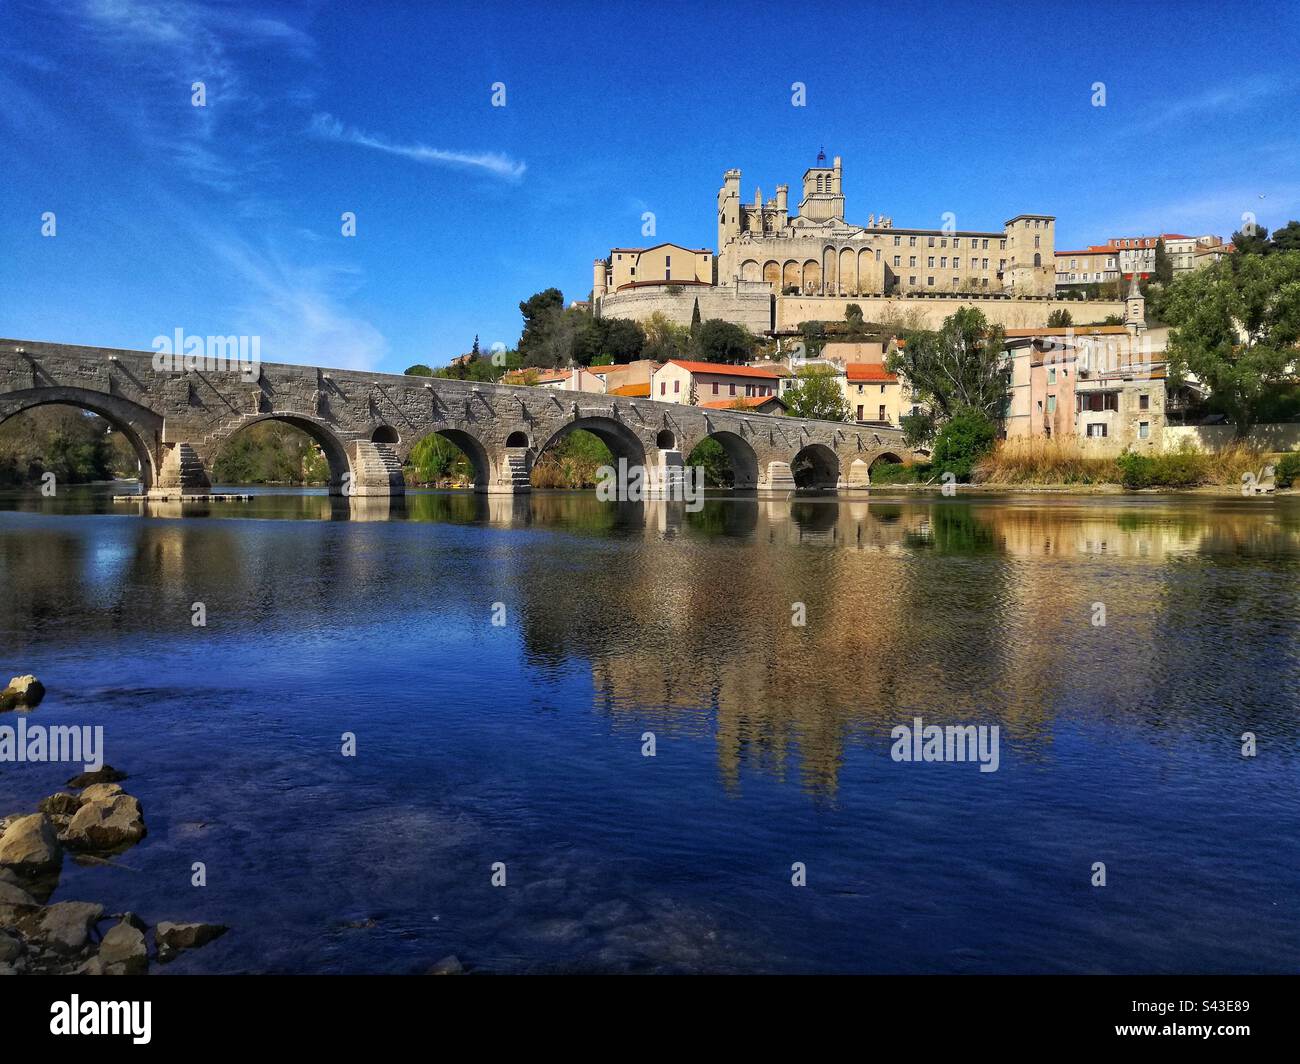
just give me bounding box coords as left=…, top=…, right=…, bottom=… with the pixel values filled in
left=717, top=152, right=1056, bottom=299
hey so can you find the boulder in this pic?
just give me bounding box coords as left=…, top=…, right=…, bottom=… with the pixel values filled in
left=67, top=765, right=127, bottom=789
left=62, top=794, right=146, bottom=851
left=0, top=814, right=63, bottom=875
left=5, top=675, right=45, bottom=706
left=79, top=783, right=124, bottom=805
left=38, top=793, right=81, bottom=817
left=0, top=931, right=22, bottom=964
left=98, top=919, right=148, bottom=975
left=156, top=921, right=227, bottom=954
left=0, top=879, right=37, bottom=908
left=37, top=901, right=103, bottom=955
left=425, top=954, right=465, bottom=975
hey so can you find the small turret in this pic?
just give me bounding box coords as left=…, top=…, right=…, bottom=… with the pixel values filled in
left=1125, top=271, right=1146, bottom=333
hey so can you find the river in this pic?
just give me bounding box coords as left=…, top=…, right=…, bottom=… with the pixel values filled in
left=1, top=486, right=1298, bottom=973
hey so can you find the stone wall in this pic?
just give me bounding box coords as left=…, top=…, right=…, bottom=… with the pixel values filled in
left=1163, top=423, right=1300, bottom=454
left=597, top=281, right=772, bottom=333
left=776, top=294, right=1127, bottom=331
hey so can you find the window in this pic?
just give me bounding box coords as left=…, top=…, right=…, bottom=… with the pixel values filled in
left=1087, top=423, right=1108, bottom=438
left=729, top=383, right=736, bottom=396
left=1048, top=367, right=1056, bottom=384
left=660, top=381, right=666, bottom=395
left=909, top=276, right=916, bottom=286
left=1046, top=395, right=1057, bottom=414
left=928, top=236, right=935, bottom=247
left=712, top=382, right=719, bottom=394
left=927, top=276, right=935, bottom=286
left=879, top=405, right=887, bottom=420
left=1139, top=393, right=1150, bottom=410
left=928, top=256, right=935, bottom=267
left=982, top=239, right=989, bottom=249
left=893, top=255, right=901, bottom=266
left=857, top=384, right=863, bottom=394
left=909, top=236, right=917, bottom=247
left=674, top=379, right=680, bottom=393
left=909, top=255, right=917, bottom=267
left=1139, top=421, right=1150, bottom=439
left=953, top=238, right=961, bottom=248
left=894, top=235, right=901, bottom=246
left=665, top=255, right=671, bottom=278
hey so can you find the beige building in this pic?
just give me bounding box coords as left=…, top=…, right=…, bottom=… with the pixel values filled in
left=843, top=363, right=909, bottom=425
left=717, top=151, right=1056, bottom=298
left=650, top=360, right=781, bottom=406
left=593, top=243, right=713, bottom=299
left=590, top=358, right=658, bottom=398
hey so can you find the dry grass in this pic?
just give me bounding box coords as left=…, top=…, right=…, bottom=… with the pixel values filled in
left=1196, top=441, right=1272, bottom=486
left=974, top=437, right=1119, bottom=485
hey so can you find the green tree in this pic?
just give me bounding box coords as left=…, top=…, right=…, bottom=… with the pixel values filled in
left=930, top=408, right=997, bottom=482
left=1232, top=224, right=1271, bottom=257
left=596, top=317, right=645, bottom=364
left=693, top=319, right=755, bottom=363
left=642, top=311, right=691, bottom=363
left=798, top=320, right=826, bottom=359
left=1153, top=238, right=1174, bottom=285
left=518, top=288, right=566, bottom=364
left=783, top=368, right=850, bottom=421
left=1270, top=221, right=1300, bottom=252
left=405, top=433, right=472, bottom=485
left=1163, top=251, right=1300, bottom=437
left=404, top=363, right=433, bottom=376
left=886, top=306, right=1008, bottom=422
left=690, top=297, right=702, bottom=339
left=686, top=437, right=734, bottom=487
left=1046, top=308, right=1073, bottom=328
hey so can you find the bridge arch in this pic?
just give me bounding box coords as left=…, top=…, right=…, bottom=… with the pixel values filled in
left=403, top=426, right=493, bottom=491
left=0, top=386, right=161, bottom=491
left=209, top=412, right=353, bottom=493
left=535, top=415, right=648, bottom=468
left=791, top=442, right=840, bottom=492
left=687, top=429, right=758, bottom=490
left=371, top=425, right=400, bottom=444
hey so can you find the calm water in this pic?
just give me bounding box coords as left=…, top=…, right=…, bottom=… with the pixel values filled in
left=1, top=485, right=1298, bottom=974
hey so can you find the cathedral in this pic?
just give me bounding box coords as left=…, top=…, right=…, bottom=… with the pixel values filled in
left=716, top=151, right=1056, bottom=298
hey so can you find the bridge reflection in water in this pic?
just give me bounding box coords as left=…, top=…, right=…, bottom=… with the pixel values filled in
left=2, top=487, right=1298, bottom=801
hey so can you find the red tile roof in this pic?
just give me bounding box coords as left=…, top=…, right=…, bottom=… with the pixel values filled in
left=665, top=360, right=779, bottom=379
left=845, top=362, right=898, bottom=383
left=699, top=395, right=786, bottom=410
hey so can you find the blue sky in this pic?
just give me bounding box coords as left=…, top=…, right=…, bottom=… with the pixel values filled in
left=2, top=0, right=1298, bottom=373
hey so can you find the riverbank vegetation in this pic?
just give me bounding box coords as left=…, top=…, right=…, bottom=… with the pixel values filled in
left=0, top=408, right=138, bottom=487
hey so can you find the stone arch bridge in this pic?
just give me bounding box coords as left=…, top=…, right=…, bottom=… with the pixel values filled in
left=0, top=339, right=915, bottom=498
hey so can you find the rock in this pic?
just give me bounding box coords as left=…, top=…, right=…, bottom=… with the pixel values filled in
left=0, top=814, right=63, bottom=875
left=37, top=901, right=103, bottom=955
left=0, top=931, right=22, bottom=963
left=67, top=765, right=128, bottom=789
left=62, top=794, right=146, bottom=851
left=79, top=783, right=124, bottom=805
left=156, top=921, right=227, bottom=954
left=98, top=919, right=148, bottom=975
left=0, top=879, right=38, bottom=907
left=38, top=793, right=81, bottom=817
left=3, top=675, right=45, bottom=707
left=425, top=954, right=465, bottom=975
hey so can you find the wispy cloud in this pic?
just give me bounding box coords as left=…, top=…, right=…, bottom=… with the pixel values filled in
left=310, top=112, right=526, bottom=182
left=1125, top=76, right=1293, bottom=135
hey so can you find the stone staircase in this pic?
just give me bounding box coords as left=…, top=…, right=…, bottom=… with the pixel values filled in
left=502, top=449, right=532, bottom=493
left=348, top=439, right=404, bottom=495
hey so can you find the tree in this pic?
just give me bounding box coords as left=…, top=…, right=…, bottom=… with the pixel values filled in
left=693, top=319, right=755, bottom=363
left=517, top=288, right=565, bottom=364
left=596, top=317, right=645, bottom=364
left=1046, top=308, right=1073, bottom=329
left=471, top=335, right=481, bottom=357
left=886, top=306, right=1008, bottom=422
left=798, top=320, right=826, bottom=360
left=690, top=298, right=702, bottom=339
left=782, top=368, right=849, bottom=421
left=642, top=311, right=691, bottom=363
left=1153, top=238, right=1174, bottom=285
left=1232, top=224, right=1271, bottom=257
left=404, top=364, right=433, bottom=376
left=929, top=408, right=997, bottom=482
left=1270, top=221, right=1300, bottom=252
left=1163, top=251, right=1300, bottom=437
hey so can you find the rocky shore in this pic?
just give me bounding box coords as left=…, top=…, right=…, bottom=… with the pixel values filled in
left=0, top=675, right=227, bottom=975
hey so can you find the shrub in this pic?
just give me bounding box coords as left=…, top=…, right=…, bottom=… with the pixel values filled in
left=974, top=437, right=1117, bottom=484
left=1116, top=449, right=1207, bottom=489
left=930, top=409, right=997, bottom=482
left=1276, top=451, right=1300, bottom=488
left=868, top=461, right=932, bottom=484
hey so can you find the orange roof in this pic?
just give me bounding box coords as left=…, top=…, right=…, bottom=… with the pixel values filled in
left=665, top=360, right=779, bottom=379
left=699, top=395, right=785, bottom=410
left=845, top=362, right=898, bottom=383
left=610, top=382, right=651, bottom=397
